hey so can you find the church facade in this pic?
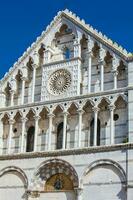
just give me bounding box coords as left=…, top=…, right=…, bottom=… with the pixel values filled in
left=0, top=9, right=133, bottom=200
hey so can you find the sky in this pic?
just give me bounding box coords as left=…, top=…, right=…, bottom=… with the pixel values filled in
left=0, top=0, right=133, bottom=79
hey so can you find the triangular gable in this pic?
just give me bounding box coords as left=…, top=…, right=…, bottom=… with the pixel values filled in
left=0, top=9, right=132, bottom=85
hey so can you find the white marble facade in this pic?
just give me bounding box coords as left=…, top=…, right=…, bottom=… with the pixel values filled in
left=0, top=9, right=133, bottom=200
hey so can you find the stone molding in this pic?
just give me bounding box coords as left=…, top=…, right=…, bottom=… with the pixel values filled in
left=0, top=143, right=132, bottom=160
left=0, top=88, right=128, bottom=113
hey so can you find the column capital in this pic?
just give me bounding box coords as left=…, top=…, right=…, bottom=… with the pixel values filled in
left=87, top=37, right=94, bottom=52
left=87, top=51, right=93, bottom=58
left=77, top=109, right=84, bottom=115
left=9, top=77, right=17, bottom=90
left=109, top=104, right=116, bottom=111
left=21, top=76, right=28, bottom=82
left=48, top=113, right=55, bottom=118
left=112, top=69, right=118, bottom=76
left=32, top=63, right=38, bottom=69
left=8, top=119, right=15, bottom=125
left=33, top=50, right=39, bottom=66
left=9, top=89, right=15, bottom=95
left=92, top=106, right=100, bottom=113
left=112, top=56, right=119, bottom=70
left=27, top=190, right=40, bottom=198
left=34, top=115, right=41, bottom=121
left=74, top=37, right=81, bottom=45
left=63, top=111, right=69, bottom=116
left=99, top=47, right=106, bottom=61
left=98, top=59, right=105, bottom=66
left=21, top=117, right=28, bottom=123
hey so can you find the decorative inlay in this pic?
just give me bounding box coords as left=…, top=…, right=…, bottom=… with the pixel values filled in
left=48, top=69, right=71, bottom=95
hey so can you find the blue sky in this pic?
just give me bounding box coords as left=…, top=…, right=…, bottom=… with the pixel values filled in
left=0, top=0, right=133, bottom=79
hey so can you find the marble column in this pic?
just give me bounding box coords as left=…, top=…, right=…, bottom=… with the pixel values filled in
left=113, top=70, right=118, bottom=90
left=87, top=36, right=94, bottom=93
left=88, top=52, right=92, bottom=93
left=21, top=77, right=26, bottom=105
left=63, top=112, right=68, bottom=149
left=74, top=38, right=81, bottom=58
left=10, top=90, right=15, bottom=107
left=31, top=64, right=37, bottom=103
left=33, top=115, right=40, bottom=152
left=78, top=109, right=84, bottom=148
left=112, top=56, right=119, bottom=90
left=7, top=118, right=14, bottom=154
left=93, top=106, right=99, bottom=146
left=48, top=113, right=54, bottom=151
left=99, top=61, right=104, bottom=91
left=109, top=105, right=116, bottom=145
left=20, top=117, right=27, bottom=153
left=99, top=47, right=106, bottom=92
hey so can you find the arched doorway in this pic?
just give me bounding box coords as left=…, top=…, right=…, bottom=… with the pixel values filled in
left=26, top=126, right=35, bottom=152
left=56, top=122, right=63, bottom=149
left=32, top=159, right=79, bottom=200
left=90, top=118, right=100, bottom=146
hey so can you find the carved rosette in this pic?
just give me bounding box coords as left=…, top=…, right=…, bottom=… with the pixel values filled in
left=48, top=69, right=71, bottom=96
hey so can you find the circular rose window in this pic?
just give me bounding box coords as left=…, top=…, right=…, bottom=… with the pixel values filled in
left=48, top=69, right=71, bottom=95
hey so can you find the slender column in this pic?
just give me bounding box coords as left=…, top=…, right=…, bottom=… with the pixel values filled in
left=9, top=77, right=17, bottom=107
left=21, top=77, right=26, bottom=105
left=87, top=36, right=94, bottom=93
left=7, top=118, right=15, bottom=154
left=99, top=47, right=106, bottom=92
left=93, top=107, right=99, bottom=146
left=78, top=109, right=84, bottom=148
left=20, top=117, right=27, bottom=153
left=48, top=113, right=54, bottom=151
left=33, top=115, right=40, bottom=152
left=88, top=52, right=92, bottom=93
left=10, top=90, right=15, bottom=107
left=100, top=61, right=104, bottom=91
left=31, top=64, right=37, bottom=103
left=63, top=112, right=68, bottom=149
left=112, top=56, right=119, bottom=90
left=74, top=38, right=81, bottom=58
left=113, top=70, right=118, bottom=90
left=109, top=105, right=116, bottom=145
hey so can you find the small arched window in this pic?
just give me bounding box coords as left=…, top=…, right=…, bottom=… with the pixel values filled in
left=64, top=48, right=71, bottom=60
left=26, top=126, right=35, bottom=152
left=90, top=118, right=100, bottom=146
left=56, top=122, right=63, bottom=149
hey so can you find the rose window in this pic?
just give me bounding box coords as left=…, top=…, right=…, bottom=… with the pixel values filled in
left=48, top=69, right=71, bottom=95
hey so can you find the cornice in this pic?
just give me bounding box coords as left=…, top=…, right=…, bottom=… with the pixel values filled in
left=0, top=9, right=132, bottom=86
left=0, top=143, right=132, bottom=161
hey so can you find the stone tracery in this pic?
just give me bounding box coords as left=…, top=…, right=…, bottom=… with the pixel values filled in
left=48, top=69, right=72, bottom=95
